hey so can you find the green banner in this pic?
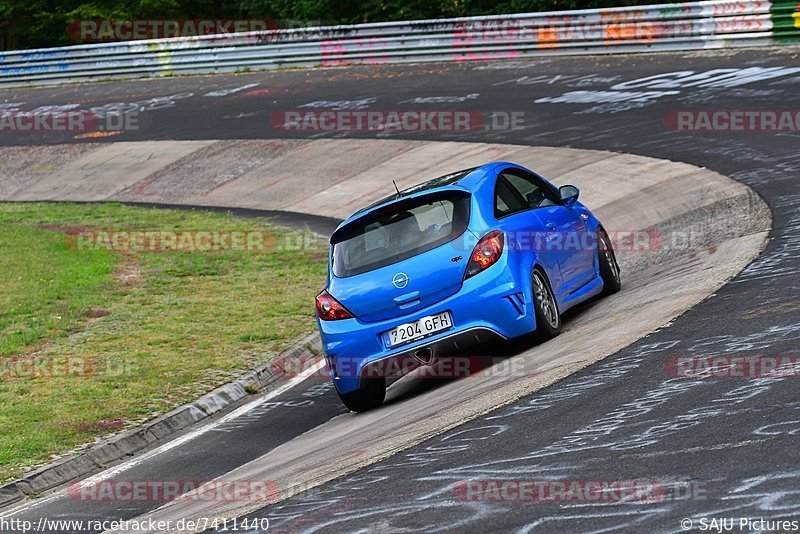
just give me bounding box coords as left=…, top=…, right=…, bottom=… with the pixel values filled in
left=771, top=1, right=800, bottom=42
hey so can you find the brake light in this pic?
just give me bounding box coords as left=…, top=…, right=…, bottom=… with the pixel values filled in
left=465, top=230, right=504, bottom=279
left=315, top=290, right=354, bottom=321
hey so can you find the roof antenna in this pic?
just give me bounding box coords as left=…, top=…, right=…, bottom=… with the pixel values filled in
left=392, top=179, right=401, bottom=198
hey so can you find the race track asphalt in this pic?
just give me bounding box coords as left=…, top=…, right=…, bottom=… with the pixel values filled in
left=2, top=46, right=800, bottom=533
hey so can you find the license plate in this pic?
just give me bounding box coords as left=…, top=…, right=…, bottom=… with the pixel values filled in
left=384, top=312, right=453, bottom=348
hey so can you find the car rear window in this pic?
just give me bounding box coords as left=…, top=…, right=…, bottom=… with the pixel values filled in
left=331, top=191, right=470, bottom=278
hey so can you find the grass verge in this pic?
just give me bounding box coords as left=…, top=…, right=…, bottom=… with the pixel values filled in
left=0, top=202, right=327, bottom=483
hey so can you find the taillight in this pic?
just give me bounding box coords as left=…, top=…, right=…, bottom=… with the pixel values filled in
left=465, top=230, right=504, bottom=280
left=315, top=290, right=354, bottom=321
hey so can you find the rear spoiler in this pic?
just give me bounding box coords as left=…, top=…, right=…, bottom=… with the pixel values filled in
left=330, top=189, right=471, bottom=245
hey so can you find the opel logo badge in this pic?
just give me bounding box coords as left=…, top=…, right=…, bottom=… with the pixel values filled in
left=392, top=272, right=409, bottom=289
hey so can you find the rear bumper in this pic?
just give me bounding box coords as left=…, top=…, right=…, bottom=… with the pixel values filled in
left=317, top=260, right=535, bottom=395
left=359, top=325, right=507, bottom=381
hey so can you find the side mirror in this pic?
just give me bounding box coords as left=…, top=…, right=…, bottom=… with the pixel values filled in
left=559, top=185, right=579, bottom=207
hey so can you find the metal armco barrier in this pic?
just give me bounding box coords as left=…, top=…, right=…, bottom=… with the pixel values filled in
left=1, top=0, right=799, bottom=87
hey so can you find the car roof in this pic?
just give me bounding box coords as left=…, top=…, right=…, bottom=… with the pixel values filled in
left=334, top=161, right=524, bottom=234
left=350, top=166, right=479, bottom=217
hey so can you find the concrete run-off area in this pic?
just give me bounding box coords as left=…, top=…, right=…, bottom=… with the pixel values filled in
left=0, top=139, right=770, bottom=531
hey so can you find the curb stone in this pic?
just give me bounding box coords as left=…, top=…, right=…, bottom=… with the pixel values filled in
left=0, top=332, right=323, bottom=510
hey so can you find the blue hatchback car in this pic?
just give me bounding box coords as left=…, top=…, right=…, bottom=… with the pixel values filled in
left=315, top=162, right=621, bottom=412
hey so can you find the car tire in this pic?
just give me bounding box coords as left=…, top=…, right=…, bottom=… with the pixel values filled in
left=597, top=228, right=621, bottom=296
left=532, top=268, right=562, bottom=341
left=337, top=378, right=386, bottom=412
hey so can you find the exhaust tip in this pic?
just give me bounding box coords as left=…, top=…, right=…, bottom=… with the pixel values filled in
left=413, top=347, right=434, bottom=365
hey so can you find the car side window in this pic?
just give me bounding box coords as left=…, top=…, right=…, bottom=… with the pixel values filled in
left=494, top=176, right=527, bottom=217
left=502, top=170, right=559, bottom=209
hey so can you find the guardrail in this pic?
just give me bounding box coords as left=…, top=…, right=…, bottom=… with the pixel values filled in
left=1, top=0, right=799, bottom=87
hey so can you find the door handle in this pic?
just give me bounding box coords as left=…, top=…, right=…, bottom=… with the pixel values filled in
left=545, top=221, right=557, bottom=231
